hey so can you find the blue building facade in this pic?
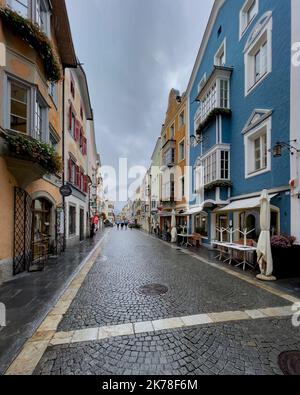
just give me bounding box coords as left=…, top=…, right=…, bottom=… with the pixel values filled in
left=186, top=0, right=300, bottom=245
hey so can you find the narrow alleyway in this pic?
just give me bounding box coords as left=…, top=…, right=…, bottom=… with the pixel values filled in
left=29, top=229, right=300, bottom=375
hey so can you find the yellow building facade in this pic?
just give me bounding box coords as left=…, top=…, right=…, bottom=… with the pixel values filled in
left=0, top=0, right=77, bottom=283
left=160, top=89, right=188, bottom=229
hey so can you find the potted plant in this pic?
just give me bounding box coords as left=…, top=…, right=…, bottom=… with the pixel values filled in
left=271, top=235, right=300, bottom=279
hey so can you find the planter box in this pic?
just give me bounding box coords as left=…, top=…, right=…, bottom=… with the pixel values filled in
left=272, top=245, right=300, bottom=279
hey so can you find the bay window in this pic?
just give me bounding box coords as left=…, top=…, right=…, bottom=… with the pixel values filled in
left=8, top=0, right=29, bottom=18
left=201, top=145, right=230, bottom=186
left=8, top=0, right=51, bottom=36
left=197, top=67, right=232, bottom=124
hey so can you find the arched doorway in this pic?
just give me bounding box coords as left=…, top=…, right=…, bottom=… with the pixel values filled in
left=32, top=198, right=53, bottom=263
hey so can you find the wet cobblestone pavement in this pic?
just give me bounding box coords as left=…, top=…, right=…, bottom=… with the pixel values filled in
left=58, top=229, right=289, bottom=331
left=32, top=229, right=300, bottom=375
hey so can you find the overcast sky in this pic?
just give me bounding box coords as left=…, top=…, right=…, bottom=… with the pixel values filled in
left=66, top=0, right=214, bottom=206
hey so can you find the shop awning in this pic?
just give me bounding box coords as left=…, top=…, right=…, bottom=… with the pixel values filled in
left=216, top=194, right=278, bottom=212
left=183, top=206, right=204, bottom=216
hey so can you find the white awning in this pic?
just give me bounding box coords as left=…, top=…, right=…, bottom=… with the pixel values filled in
left=183, top=206, right=204, bottom=216
left=216, top=194, right=278, bottom=212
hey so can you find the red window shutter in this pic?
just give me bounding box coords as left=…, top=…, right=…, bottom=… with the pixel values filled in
left=74, top=120, right=78, bottom=141
left=81, top=172, right=84, bottom=191
left=79, top=129, right=83, bottom=150
left=75, top=165, right=79, bottom=186
left=83, top=137, right=87, bottom=155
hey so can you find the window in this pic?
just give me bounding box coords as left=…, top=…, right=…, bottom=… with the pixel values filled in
left=201, top=82, right=217, bottom=121
left=8, top=0, right=50, bottom=35
left=34, top=99, right=43, bottom=141
left=70, top=77, right=75, bottom=99
left=9, top=81, right=29, bottom=134
left=8, top=78, right=49, bottom=140
left=202, top=146, right=230, bottom=185
left=8, top=0, right=29, bottom=18
left=49, top=82, right=57, bottom=106
left=49, top=127, right=59, bottom=151
left=254, top=133, right=267, bottom=171
left=181, top=177, right=185, bottom=198
left=240, top=0, right=258, bottom=39
left=244, top=117, right=271, bottom=178
left=220, top=79, right=229, bottom=108
left=244, top=12, right=272, bottom=95
left=179, top=111, right=185, bottom=127
left=254, top=41, right=267, bottom=83
left=163, top=148, right=175, bottom=166
left=69, top=205, right=76, bottom=236
left=170, top=124, right=175, bottom=139
left=35, top=0, right=50, bottom=35
left=214, top=39, right=226, bottom=66
left=179, top=140, right=185, bottom=161
left=68, top=158, right=76, bottom=184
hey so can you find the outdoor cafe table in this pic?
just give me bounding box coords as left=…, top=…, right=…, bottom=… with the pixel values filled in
left=212, top=241, right=257, bottom=271
left=178, top=234, right=194, bottom=248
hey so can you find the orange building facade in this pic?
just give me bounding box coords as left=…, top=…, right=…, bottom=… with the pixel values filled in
left=0, top=0, right=77, bottom=283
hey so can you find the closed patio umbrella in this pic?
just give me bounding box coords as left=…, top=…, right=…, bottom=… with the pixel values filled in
left=171, top=210, right=177, bottom=243
left=256, top=190, right=275, bottom=280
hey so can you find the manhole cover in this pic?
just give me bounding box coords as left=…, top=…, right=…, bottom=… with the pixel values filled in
left=138, top=284, right=168, bottom=296
left=278, top=351, right=300, bottom=375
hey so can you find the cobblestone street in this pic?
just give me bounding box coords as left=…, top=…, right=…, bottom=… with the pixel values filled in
left=30, top=229, right=300, bottom=375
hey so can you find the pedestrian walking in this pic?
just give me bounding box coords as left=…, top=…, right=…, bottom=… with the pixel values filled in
left=116, top=221, right=120, bottom=230
left=125, top=220, right=128, bottom=230
left=121, top=221, right=124, bottom=230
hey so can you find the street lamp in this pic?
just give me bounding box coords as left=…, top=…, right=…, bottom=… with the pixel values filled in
left=271, top=140, right=300, bottom=157
left=190, top=133, right=204, bottom=147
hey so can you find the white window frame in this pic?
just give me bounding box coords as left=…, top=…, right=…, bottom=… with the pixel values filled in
left=178, top=138, right=185, bottom=162
left=200, top=144, right=230, bottom=186
left=49, top=81, right=58, bottom=107
left=244, top=14, right=272, bottom=96
left=214, top=38, right=226, bottom=67
left=7, top=77, right=31, bottom=134
left=6, top=75, right=49, bottom=142
left=34, top=90, right=49, bottom=142
left=239, top=0, right=259, bottom=40
left=244, top=117, right=271, bottom=179
left=7, top=0, right=31, bottom=19
left=8, top=0, right=51, bottom=36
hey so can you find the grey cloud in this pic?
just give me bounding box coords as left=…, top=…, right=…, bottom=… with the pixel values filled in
left=66, top=0, right=214, bottom=205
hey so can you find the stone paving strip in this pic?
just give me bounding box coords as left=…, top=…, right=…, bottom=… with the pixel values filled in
left=5, top=231, right=110, bottom=376
left=45, top=305, right=295, bottom=347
